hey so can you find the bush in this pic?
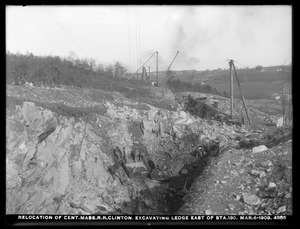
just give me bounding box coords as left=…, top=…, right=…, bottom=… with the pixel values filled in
left=166, top=78, right=223, bottom=96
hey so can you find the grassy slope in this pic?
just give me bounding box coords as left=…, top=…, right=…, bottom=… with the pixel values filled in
left=168, top=67, right=291, bottom=100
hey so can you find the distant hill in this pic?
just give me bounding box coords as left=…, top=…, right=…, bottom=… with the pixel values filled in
left=158, top=65, right=291, bottom=100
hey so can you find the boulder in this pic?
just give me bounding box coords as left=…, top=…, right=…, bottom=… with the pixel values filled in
left=6, top=158, right=21, bottom=189
left=252, top=145, right=268, bottom=153
left=147, top=110, right=156, bottom=121
left=204, top=209, right=212, bottom=215
left=276, top=117, right=284, bottom=127
left=268, top=182, right=276, bottom=188
left=242, top=193, right=261, bottom=206
left=180, top=169, right=188, bottom=174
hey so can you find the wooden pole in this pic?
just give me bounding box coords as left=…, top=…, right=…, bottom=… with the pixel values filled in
left=156, top=52, right=158, bottom=84
left=232, top=61, right=252, bottom=126
left=288, top=82, right=292, bottom=125
left=280, top=77, right=285, bottom=125
left=229, top=60, right=234, bottom=118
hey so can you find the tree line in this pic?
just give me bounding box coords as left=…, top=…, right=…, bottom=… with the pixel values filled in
left=6, top=51, right=130, bottom=88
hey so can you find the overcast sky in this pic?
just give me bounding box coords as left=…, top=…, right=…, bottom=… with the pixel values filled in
left=6, top=5, right=292, bottom=72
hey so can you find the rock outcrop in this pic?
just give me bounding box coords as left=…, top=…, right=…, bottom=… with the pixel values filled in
left=6, top=84, right=249, bottom=215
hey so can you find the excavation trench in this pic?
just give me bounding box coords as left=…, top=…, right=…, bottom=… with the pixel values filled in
left=113, top=97, right=229, bottom=215
left=117, top=144, right=219, bottom=215
left=163, top=154, right=212, bottom=214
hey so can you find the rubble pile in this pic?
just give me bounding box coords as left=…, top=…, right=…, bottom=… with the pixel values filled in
left=177, top=139, right=292, bottom=215
left=238, top=127, right=292, bottom=150
left=176, top=92, right=279, bottom=126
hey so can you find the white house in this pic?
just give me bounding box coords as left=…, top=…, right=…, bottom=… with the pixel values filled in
left=151, top=82, right=158, bottom=86
left=271, top=93, right=281, bottom=101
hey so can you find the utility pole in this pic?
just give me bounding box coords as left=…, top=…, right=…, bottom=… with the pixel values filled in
left=232, top=61, right=252, bottom=126
left=229, top=60, right=234, bottom=118
left=148, top=66, right=151, bottom=82
left=156, top=51, right=158, bottom=84
left=288, top=77, right=292, bottom=126
left=281, top=75, right=286, bottom=126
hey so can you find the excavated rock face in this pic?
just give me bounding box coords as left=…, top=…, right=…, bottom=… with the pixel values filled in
left=6, top=85, right=241, bottom=215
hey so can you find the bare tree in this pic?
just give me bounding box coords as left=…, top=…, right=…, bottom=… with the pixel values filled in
left=114, top=61, right=127, bottom=78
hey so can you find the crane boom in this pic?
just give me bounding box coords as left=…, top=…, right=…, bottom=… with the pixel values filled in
left=166, top=51, right=179, bottom=72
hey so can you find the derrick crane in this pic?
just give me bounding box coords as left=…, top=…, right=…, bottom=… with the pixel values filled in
left=165, top=51, right=179, bottom=77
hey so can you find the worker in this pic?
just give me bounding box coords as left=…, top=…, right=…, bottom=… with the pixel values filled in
left=141, top=66, right=147, bottom=81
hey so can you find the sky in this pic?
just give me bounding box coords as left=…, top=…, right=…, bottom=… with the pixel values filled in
left=6, top=5, right=292, bottom=72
